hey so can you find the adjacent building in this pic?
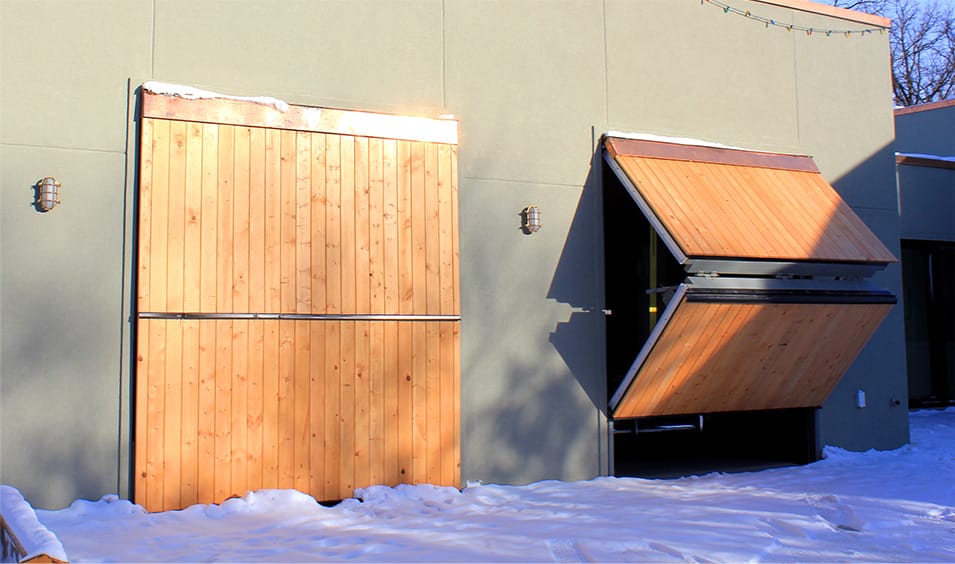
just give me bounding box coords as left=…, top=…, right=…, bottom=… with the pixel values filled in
left=894, top=99, right=955, bottom=409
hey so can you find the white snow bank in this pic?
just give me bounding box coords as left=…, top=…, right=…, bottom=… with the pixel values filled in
left=0, top=485, right=68, bottom=562
left=143, top=81, right=290, bottom=113
left=34, top=408, right=955, bottom=562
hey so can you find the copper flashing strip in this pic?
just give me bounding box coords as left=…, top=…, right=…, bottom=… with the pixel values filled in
left=894, top=98, right=955, bottom=117
left=605, top=137, right=818, bottom=173
left=753, top=0, right=890, bottom=28
left=896, top=154, right=955, bottom=170
left=142, top=91, right=458, bottom=145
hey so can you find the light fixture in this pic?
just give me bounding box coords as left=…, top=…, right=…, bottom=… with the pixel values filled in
left=35, top=177, right=62, bottom=212
left=521, top=205, right=542, bottom=234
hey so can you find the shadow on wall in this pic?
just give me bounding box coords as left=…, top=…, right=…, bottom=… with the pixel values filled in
left=459, top=147, right=607, bottom=484
left=462, top=352, right=607, bottom=482
left=2, top=284, right=120, bottom=509
left=820, top=140, right=909, bottom=451
left=547, top=150, right=606, bottom=415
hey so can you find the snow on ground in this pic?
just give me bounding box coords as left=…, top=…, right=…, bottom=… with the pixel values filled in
left=27, top=409, right=955, bottom=562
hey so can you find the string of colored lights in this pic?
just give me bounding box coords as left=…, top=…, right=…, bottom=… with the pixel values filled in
left=701, top=0, right=887, bottom=37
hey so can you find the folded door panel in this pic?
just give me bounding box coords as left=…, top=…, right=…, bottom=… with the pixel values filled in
left=610, top=284, right=894, bottom=419
left=604, top=134, right=897, bottom=419
left=604, top=137, right=896, bottom=272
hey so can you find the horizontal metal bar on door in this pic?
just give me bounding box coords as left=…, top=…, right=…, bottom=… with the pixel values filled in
left=139, top=312, right=461, bottom=322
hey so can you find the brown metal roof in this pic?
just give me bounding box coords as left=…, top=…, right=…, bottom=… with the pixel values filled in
left=605, top=137, right=897, bottom=266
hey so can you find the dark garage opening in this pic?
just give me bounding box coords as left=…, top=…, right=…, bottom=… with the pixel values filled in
left=901, top=239, right=955, bottom=409
left=610, top=409, right=818, bottom=478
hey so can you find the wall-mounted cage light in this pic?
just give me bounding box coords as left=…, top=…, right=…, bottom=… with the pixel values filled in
left=521, top=205, right=542, bottom=234
left=35, top=177, right=62, bottom=212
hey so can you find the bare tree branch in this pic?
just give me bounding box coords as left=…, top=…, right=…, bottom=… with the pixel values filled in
left=831, top=0, right=955, bottom=105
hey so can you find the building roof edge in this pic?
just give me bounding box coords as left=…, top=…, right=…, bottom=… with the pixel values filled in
left=752, top=0, right=891, bottom=28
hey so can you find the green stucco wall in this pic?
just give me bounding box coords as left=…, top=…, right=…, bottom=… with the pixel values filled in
left=1, top=0, right=907, bottom=509
left=895, top=103, right=955, bottom=242
left=896, top=104, right=955, bottom=157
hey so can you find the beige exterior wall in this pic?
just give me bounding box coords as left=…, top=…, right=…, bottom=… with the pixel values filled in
left=1, top=0, right=906, bottom=509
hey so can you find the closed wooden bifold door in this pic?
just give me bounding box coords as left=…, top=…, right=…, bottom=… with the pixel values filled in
left=136, top=94, right=459, bottom=512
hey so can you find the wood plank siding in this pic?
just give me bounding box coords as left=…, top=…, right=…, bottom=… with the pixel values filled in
left=611, top=291, right=894, bottom=419
left=136, top=91, right=459, bottom=512
left=605, top=137, right=896, bottom=265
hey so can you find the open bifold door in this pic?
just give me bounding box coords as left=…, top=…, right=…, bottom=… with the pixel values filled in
left=604, top=135, right=897, bottom=420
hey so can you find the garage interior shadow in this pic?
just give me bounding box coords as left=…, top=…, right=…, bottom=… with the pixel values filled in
left=601, top=161, right=819, bottom=479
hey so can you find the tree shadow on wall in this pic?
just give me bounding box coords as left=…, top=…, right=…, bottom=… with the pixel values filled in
left=545, top=149, right=607, bottom=417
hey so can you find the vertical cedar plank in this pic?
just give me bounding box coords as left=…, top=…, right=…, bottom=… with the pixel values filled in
left=278, top=130, right=297, bottom=488
left=382, top=139, right=400, bottom=486
left=233, top=127, right=252, bottom=313
left=264, top=130, right=283, bottom=313
left=262, top=129, right=282, bottom=489
left=180, top=123, right=203, bottom=508
left=137, top=118, right=153, bottom=314
left=439, top=324, right=455, bottom=485
left=213, top=318, right=233, bottom=502
left=200, top=124, right=219, bottom=312
left=134, top=320, right=149, bottom=506
left=367, top=138, right=385, bottom=486
left=215, top=126, right=235, bottom=502
left=324, top=135, right=342, bottom=497
left=452, top=322, right=461, bottom=486
left=410, top=143, right=428, bottom=483
left=196, top=124, right=219, bottom=505
left=309, top=133, right=327, bottom=500
left=147, top=119, right=169, bottom=313
left=397, top=141, right=414, bottom=316
left=397, top=321, right=413, bottom=482
left=437, top=143, right=457, bottom=486
left=451, top=146, right=460, bottom=316
left=294, top=132, right=312, bottom=492
left=294, top=319, right=311, bottom=492
left=134, top=117, right=153, bottom=506
left=179, top=320, right=199, bottom=507
left=163, top=122, right=186, bottom=511
left=423, top=145, right=442, bottom=483
left=166, top=121, right=187, bottom=313
left=146, top=320, right=167, bottom=511
left=450, top=145, right=461, bottom=486
left=231, top=127, right=251, bottom=496
left=246, top=318, right=264, bottom=493
left=145, top=119, right=170, bottom=511
left=246, top=127, right=267, bottom=492
left=216, top=126, right=235, bottom=314
left=262, top=319, right=280, bottom=489
left=384, top=321, right=399, bottom=486
left=396, top=141, right=414, bottom=483
left=355, top=320, right=371, bottom=490
left=339, top=137, right=356, bottom=497
left=437, top=144, right=455, bottom=317
left=231, top=319, right=249, bottom=496
left=368, top=321, right=385, bottom=487
left=324, top=320, right=342, bottom=497
left=353, top=138, right=371, bottom=490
